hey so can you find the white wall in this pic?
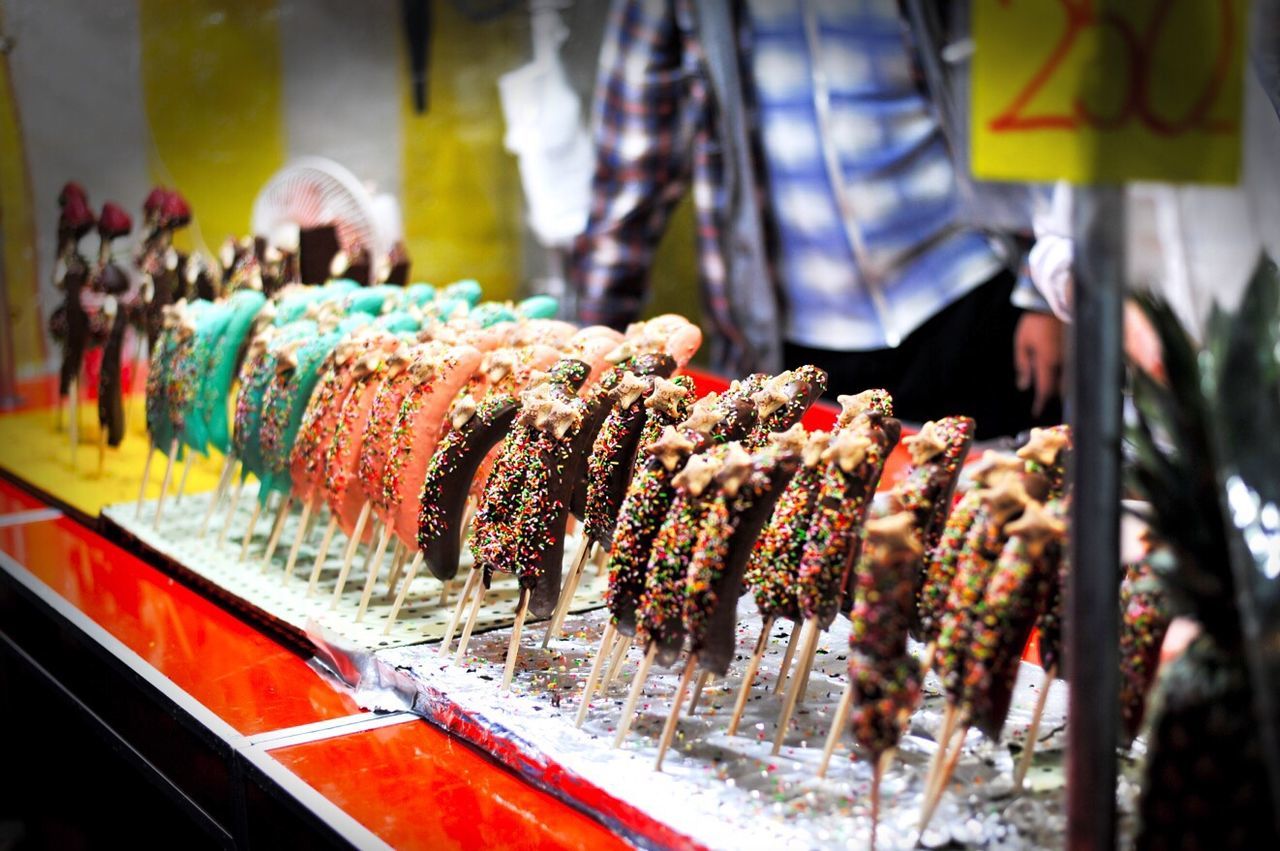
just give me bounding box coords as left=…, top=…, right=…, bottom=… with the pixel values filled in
left=6, top=0, right=152, bottom=371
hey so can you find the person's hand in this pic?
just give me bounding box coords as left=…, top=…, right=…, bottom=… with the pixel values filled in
left=1124, top=300, right=1165, bottom=382
left=1014, top=311, right=1065, bottom=417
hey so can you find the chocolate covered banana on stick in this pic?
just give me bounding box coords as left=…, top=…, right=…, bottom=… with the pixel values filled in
left=651, top=435, right=804, bottom=770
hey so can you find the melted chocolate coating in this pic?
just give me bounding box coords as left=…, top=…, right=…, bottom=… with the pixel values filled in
left=797, top=415, right=900, bottom=626
left=145, top=266, right=181, bottom=352
left=568, top=353, right=676, bottom=520
left=638, top=486, right=714, bottom=666
left=98, top=309, right=127, bottom=446
left=520, top=411, right=585, bottom=618
left=600, top=379, right=697, bottom=634
left=417, top=396, right=520, bottom=580
left=471, top=359, right=589, bottom=588
left=685, top=453, right=800, bottom=675
left=742, top=365, right=826, bottom=450
left=584, top=395, right=650, bottom=548
left=606, top=453, right=686, bottom=637
left=963, top=535, right=1059, bottom=739
left=54, top=257, right=92, bottom=397
left=746, top=463, right=824, bottom=624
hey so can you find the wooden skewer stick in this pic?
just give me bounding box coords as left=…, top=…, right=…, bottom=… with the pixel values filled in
left=306, top=515, right=339, bottom=597
left=771, top=619, right=820, bottom=755
left=574, top=622, right=618, bottom=728
left=135, top=445, right=156, bottom=519
left=919, top=640, right=937, bottom=678
left=794, top=624, right=823, bottom=706
left=97, top=428, right=107, bottom=477
left=174, top=450, right=194, bottom=505
left=260, top=496, right=293, bottom=571
left=919, top=720, right=968, bottom=836
left=459, top=496, right=478, bottom=543
left=197, top=454, right=236, bottom=538
left=433, top=499, right=473, bottom=609
left=817, top=681, right=855, bottom=779
left=216, top=477, right=245, bottom=548
left=542, top=538, right=593, bottom=649
left=772, top=622, right=802, bottom=694
left=69, top=378, right=79, bottom=469
left=438, top=568, right=481, bottom=657
left=726, top=617, right=774, bottom=736
left=383, top=542, right=407, bottom=600
left=1013, top=666, right=1057, bottom=790
left=922, top=703, right=959, bottom=812
left=654, top=655, right=698, bottom=772
left=612, top=646, right=656, bottom=748
left=239, top=498, right=265, bottom=562
left=329, top=501, right=373, bottom=605
left=501, top=589, right=531, bottom=691
left=686, top=671, right=712, bottom=716
left=603, top=633, right=632, bottom=687
left=384, top=552, right=425, bottom=634
left=152, top=439, right=180, bottom=528
left=355, top=526, right=396, bottom=621
left=452, top=577, right=489, bottom=664
left=870, top=748, right=895, bottom=851
left=281, top=500, right=315, bottom=584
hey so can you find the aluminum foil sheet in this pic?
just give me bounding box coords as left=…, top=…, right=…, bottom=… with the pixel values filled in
left=319, top=598, right=1109, bottom=849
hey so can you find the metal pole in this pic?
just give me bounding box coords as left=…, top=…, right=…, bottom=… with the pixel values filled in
left=0, top=13, right=26, bottom=411
left=0, top=219, right=23, bottom=411
left=1066, top=187, right=1124, bottom=850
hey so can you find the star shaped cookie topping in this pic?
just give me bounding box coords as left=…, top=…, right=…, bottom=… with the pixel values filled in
left=903, top=420, right=947, bottom=465
left=673, top=452, right=718, bottom=497
left=679, top=394, right=723, bottom=435
left=751, top=373, right=794, bottom=419
left=822, top=429, right=873, bottom=473
left=716, top=443, right=756, bottom=496
left=645, top=377, right=689, bottom=419
left=768, top=422, right=809, bottom=456
left=967, top=450, right=1026, bottom=487
left=648, top=426, right=696, bottom=471
left=1017, top=426, right=1071, bottom=467
left=865, top=511, right=923, bottom=557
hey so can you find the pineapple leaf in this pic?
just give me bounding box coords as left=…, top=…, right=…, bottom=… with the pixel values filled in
left=1126, top=291, right=1236, bottom=640
left=1201, top=255, right=1280, bottom=814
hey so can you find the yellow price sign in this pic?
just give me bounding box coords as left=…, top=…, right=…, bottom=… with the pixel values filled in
left=970, top=0, right=1247, bottom=184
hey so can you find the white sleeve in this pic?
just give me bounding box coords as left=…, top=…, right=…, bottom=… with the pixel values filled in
left=1026, top=181, right=1075, bottom=321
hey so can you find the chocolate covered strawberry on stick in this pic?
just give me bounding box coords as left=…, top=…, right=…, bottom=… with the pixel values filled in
left=92, top=203, right=138, bottom=462
left=137, top=188, right=191, bottom=352
left=48, top=182, right=96, bottom=437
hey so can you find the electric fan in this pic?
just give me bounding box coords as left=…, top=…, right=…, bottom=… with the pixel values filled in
left=250, top=157, right=400, bottom=267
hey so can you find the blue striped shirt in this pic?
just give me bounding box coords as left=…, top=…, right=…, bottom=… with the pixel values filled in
left=748, top=0, right=1002, bottom=350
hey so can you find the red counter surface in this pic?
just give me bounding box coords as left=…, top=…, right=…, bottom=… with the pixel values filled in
left=0, top=486, right=629, bottom=848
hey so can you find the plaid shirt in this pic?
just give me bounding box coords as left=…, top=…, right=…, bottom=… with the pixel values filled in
left=572, top=0, right=1028, bottom=371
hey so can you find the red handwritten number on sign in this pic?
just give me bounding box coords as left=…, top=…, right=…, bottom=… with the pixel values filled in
left=988, top=0, right=1238, bottom=137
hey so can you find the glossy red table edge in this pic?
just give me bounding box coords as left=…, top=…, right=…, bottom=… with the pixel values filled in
left=0, top=503, right=639, bottom=849
left=0, top=408, right=641, bottom=848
